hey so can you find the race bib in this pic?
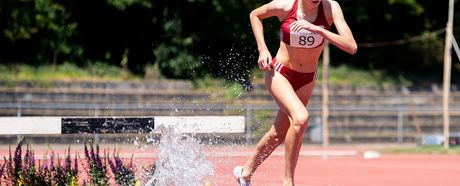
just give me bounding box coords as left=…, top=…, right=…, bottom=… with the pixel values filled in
left=290, top=26, right=325, bottom=48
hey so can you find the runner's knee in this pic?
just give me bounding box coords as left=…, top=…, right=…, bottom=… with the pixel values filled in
left=291, top=112, right=309, bottom=134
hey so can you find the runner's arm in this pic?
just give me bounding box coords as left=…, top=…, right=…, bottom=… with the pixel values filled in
left=320, top=1, right=357, bottom=54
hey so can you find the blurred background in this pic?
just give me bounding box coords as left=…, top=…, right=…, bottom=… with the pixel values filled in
left=0, top=0, right=460, bottom=148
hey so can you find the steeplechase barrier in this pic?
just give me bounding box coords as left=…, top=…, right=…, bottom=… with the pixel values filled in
left=0, top=116, right=245, bottom=135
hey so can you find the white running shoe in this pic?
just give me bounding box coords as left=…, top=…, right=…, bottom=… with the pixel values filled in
left=233, top=166, right=251, bottom=186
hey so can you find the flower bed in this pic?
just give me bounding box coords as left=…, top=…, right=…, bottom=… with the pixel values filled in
left=0, top=139, right=155, bottom=186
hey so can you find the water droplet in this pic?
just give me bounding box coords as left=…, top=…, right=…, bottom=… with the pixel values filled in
left=145, top=126, right=214, bottom=186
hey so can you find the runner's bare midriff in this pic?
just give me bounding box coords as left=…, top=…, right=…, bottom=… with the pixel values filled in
left=275, top=41, right=324, bottom=73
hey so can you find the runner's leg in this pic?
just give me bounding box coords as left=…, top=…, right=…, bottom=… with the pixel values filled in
left=282, top=81, right=315, bottom=186
left=241, top=110, right=290, bottom=180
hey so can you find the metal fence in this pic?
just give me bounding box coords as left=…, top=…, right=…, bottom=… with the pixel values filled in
left=1, top=102, right=460, bottom=145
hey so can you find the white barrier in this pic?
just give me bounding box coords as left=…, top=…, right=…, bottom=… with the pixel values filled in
left=0, top=116, right=245, bottom=134
left=155, top=116, right=245, bottom=133
left=0, top=117, right=61, bottom=134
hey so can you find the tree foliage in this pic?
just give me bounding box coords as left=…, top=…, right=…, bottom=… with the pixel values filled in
left=0, top=0, right=459, bottom=85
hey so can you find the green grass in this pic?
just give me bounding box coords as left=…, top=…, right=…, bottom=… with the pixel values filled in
left=252, top=110, right=274, bottom=139
left=1, top=62, right=410, bottom=87
left=1, top=62, right=411, bottom=91
left=191, top=75, right=248, bottom=100
left=382, top=145, right=460, bottom=155
left=251, top=64, right=411, bottom=87
left=320, top=65, right=411, bottom=87
left=0, top=62, right=139, bottom=83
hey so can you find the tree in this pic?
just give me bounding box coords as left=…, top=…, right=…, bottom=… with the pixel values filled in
left=0, top=0, right=80, bottom=66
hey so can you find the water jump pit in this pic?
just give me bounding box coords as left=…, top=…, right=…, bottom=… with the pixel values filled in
left=0, top=116, right=245, bottom=185
left=1, top=116, right=459, bottom=186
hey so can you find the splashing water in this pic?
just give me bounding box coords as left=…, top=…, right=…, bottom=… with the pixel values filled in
left=145, top=126, right=214, bottom=186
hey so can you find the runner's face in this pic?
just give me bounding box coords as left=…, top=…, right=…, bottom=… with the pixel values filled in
left=303, top=0, right=321, bottom=8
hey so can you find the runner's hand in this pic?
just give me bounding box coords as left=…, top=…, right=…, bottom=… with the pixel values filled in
left=257, top=48, right=272, bottom=71
left=290, top=20, right=323, bottom=34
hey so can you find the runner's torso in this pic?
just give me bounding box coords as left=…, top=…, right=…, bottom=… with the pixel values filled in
left=275, top=0, right=332, bottom=73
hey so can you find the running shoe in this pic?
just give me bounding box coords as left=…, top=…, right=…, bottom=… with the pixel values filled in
left=233, top=166, right=251, bottom=186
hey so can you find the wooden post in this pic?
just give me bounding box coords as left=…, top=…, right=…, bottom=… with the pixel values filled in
left=443, top=0, right=454, bottom=149
left=322, top=42, right=330, bottom=147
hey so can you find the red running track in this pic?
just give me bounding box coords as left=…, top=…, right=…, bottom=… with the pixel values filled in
left=207, top=152, right=460, bottom=186
left=1, top=144, right=460, bottom=186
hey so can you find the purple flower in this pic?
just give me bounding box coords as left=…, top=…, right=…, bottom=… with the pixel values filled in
left=0, top=163, right=4, bottom=181
left=74, top=154, right=79, bottom=174
left=30, top=149, right=35, bottom=168
left=108, top=157, right=117, bottom=174
left=50, top=151, right=56, bottom=170
left=42, top=159, right=49, bottom=171
left=84, top=142, right=90, bottom=160
left=65, top=147, right=72, bottom=171
left=13, top=140, right=23, bottom=171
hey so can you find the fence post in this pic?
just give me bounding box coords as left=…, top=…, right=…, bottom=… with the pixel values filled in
left=94, top=134, right=100, bottom=144
left=16, top=104, right=21, bottom=117
left=17, top=135, right=22, bottom=144
left=246, top=108, right=253, bottom=145
left=397, top=110, right=404, bottom=143
left=16, top=104, right=22, bottom=143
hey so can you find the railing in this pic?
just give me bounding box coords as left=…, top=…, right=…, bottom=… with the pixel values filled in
left=1, top=102, right=460, bottom=144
